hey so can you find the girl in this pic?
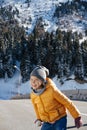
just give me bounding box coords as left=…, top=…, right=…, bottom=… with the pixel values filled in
left=30, top=66, right=82, bottom=130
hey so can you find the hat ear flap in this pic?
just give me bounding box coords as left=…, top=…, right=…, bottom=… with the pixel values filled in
left=45, top=68, right=49, bottom=76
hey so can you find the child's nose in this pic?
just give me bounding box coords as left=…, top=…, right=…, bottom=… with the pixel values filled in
left=32, top=80, right=35, bottom=84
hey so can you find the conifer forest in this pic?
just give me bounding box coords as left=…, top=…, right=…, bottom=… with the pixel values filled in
left=0, top=0, right=87, bottom=83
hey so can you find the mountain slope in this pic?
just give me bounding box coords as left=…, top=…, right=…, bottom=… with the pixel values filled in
left=1, top=0, right=87, bottom=34
left=0, top=0, right=65, bottom=34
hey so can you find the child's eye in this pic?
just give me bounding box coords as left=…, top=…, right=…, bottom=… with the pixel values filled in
left=35, top=79, right=39, bottom=82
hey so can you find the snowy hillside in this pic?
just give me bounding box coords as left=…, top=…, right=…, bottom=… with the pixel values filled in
left=0, top=0, right=70, bottom=33
left=0, top=71, right=87, bottom=99
left=0, top=0, right=63, bottom=34
left=1, top=0, right=87, bottom=34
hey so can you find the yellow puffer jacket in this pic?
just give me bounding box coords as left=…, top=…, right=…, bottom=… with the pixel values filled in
left=30, top=78, right=81, bottom=122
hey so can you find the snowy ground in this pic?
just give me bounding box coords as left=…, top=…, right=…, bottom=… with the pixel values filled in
left=1, top=0, right=87, bottom=35
left=0, top=71, right=87, bottom=99
left=0, top=72, right=30, bottom=99
left=0, top=100, right=87, bottom=130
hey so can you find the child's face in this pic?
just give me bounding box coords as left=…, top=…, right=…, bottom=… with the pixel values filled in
left=30, top=76, right=43, bottom=90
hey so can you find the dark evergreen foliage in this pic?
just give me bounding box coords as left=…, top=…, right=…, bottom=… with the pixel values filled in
left=54, top=0, right=87, bottom=18
left=0, top=0, right=87, bottom=83
left=0, top=6, right=25, bottom=79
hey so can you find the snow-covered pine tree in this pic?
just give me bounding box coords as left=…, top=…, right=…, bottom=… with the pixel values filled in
left=81, top=40, right=87, bottom=78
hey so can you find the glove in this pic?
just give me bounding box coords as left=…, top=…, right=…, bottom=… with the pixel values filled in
left=34, top=119, right=42, bottom=127
left=75, top=117, right=83, bottom=128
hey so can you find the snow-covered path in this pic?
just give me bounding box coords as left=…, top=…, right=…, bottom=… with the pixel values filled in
left=0, top=100, right=40, bottom=130
left=0, top=99, right=87, bottom=130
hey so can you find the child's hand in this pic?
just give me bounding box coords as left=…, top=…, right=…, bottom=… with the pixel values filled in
left=75, top=116, right=83, bottom=128
left=34, top=119, right=43, bottom=127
